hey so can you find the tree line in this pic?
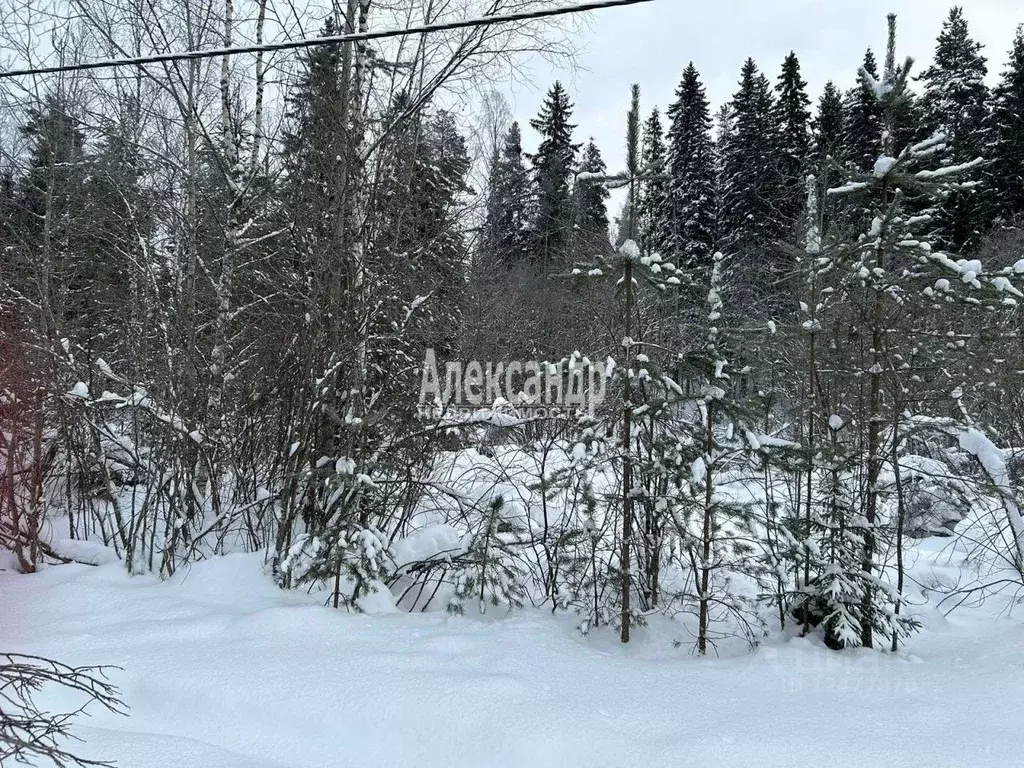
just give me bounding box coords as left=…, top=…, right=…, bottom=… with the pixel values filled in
left=475, top=6, right=1024, bottom=348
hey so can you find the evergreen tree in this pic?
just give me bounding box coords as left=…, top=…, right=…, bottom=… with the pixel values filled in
left=990, top=25, right=1024, bottom=223
left=447, top=497, right=528, bottom=615
left=19, top=97, right=86, bottom=234
left=528, top=82, right=580, bottom=273
left=18, top=96, right=90, bottom=336
left=572, top=139, right=611, bottom=257
left=812, top=82, right=846, bottom=171
left=0, top=168, right=15, bottom=254
left=372, top=96, right=470, bottom=379
left=281, top=17, right=343, bottom=186
left=843, top=49, right=883, bottom=173
left=75, top=121, right=153, bottom=366
left=917, top=6, right=991, bottom=249
left=718, top=59, right=780, bottom=289
left=919, top=6, right=989, bottom=148
left=280, top=18, right=346, bottom=278
left=621, top=84, right=642, bottom=244
left=665, top=63, right=718, bottom=273
left=803, top=13, right=1020, bottom=649
left=840, top=47, right=923, bottom=235
left=612, top=200, right=636, bottom=250
left=772, top=52, right=812, bottom=231
left=811, top=82, right=846, bottom=230
left=481, top=121, right=530, bottom=267
left=638, top=108, right=667, bottom=256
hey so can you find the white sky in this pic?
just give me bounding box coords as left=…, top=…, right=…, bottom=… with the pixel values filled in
left=505, top=0, right=1022, bottom=174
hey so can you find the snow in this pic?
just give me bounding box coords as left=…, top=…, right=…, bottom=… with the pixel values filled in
left=874, top=155, right=897, bottom=178
left=826, top=181, right=870, bottom=195
left=48, top=538, right=123, bottom=566
left=914, top=158, right=985, bottom=180
left=391, top=523, right=465, bottom=570
left=403, top=294, right=431, bottom=323
left=4, top=550, right=1024, bottom=768
left=751, top=434, right=801, bottom=450
left=618, top=239, right=640, bottom=261
left=957, top=258, right=983, bottom=283
left=958, top=428, right=1024, bottom=565
left=691, top=455, right=707, bottom=484
left=959, top=429, right=1008, bottom=487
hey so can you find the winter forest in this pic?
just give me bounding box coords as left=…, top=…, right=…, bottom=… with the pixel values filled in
left=4, top=0, right=1024, bottom=765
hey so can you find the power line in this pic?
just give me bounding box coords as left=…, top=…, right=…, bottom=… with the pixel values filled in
left=0, top=0, right=656, bottom=80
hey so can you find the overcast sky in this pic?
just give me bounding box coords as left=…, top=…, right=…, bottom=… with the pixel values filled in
left=504, top=0, right=1022, bottom=179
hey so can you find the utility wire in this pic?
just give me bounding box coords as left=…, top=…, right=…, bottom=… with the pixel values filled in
left=0, top=0, right=656, bottom=80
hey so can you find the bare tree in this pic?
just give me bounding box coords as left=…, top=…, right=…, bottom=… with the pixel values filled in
left=0, top=653, right=125, bottom=768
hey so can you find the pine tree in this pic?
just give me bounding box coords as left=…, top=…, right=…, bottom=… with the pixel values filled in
left=665, top=63, right=717, bottom=274
left=481, top=121, right=530, bottom=267
left=622, top=84, right=642, bottom=244
left=638, top=108, right=667, bottom=256
left=813, top=13, right=1019, bottom=649
left=990, top=25, right=1024, bottom=223
left=917, top=6, right=991, bottom=249
left=529, top=81, right=580, bottom=273
left=772, top=52, right=812, bottom=232
left=572, top=139, right=611, bottom=257
left=719, top=59, right=781, bottom=292
left=448, top=497, right=529, bottom=616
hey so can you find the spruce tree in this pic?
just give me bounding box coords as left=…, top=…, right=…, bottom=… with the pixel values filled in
left=481, top=121, right=530, bottom=267
left=919, top=6, right=989, bottom=149
left=638, top=108, right=668, bottom=256
left=772, top=52, right=812, bottom=232
left=812, top=83, right=846, bottom=171
left=76, top=124, right=152, bottom=367
left=719, top=59, right=781, bottom=294
left=811, top=82, right=846, bottom=230
left=18, top=97, right=89, bottom=336
left=19, top=97, right=86, bottom=237
left=665, top=63, right=717, bottom=274
left=528, top=81, right=580, bottom=273
left=280, top=17, right=346, bottom=278
left=917, top=6, right=991, bottom=249
left=572, top=139, right=611, bottom=257
left=843, top=49, right=883, bottom=173
left=990, top=25, right=1024, bottom=223
left=372, top=98, right=469, bottom=373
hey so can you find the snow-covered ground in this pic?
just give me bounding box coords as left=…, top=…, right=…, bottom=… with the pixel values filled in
left=3, top=543, right=1023, bottom=768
